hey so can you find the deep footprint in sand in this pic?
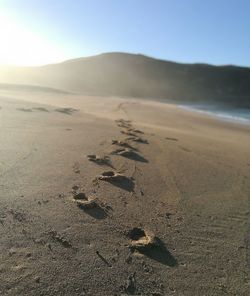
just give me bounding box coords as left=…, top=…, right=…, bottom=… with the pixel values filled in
left=111, top=148, right=148, bottom=162
left=111, top=147, right=135, bottom=157
left=127, top=128, right=144, bottom=134
left=117, top=122, right=132, bottom=128
left=54, top=107, right=78, bottom=115
left=125, top=136, right=148, bottom=144
left=110, top=147, right=129, bottom=155
left=115, top=119, right=132, bottom=128
left=72, top=191, right=108, bottom=219
left=127, top=228, right=177, bottom=266
left=128, top=228, right=158, bottom=251
left=111, top=140, right=137, bottom=150
left=98, top=170, right=124, bottom=181
left=98, top=171, right=135, bottom=192
left=165, top=137, right=178, bottom=141
left=72, top=191, right=97, bottom=209
left=120, top=130, right=137, bottom=137
left=87, top=154, right=111, bottom=166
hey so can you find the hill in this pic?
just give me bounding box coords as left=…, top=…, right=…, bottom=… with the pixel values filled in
left=0, top=52, right=250, bottom=107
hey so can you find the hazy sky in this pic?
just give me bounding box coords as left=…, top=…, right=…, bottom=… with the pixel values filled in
left=0, top=0, right=249, bottom=66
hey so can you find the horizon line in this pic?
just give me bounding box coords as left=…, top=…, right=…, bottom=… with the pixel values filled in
left=0, top=51, right=249, bottom=69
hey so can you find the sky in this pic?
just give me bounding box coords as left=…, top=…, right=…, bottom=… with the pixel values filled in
left=0, top=0, right=249, bottom=66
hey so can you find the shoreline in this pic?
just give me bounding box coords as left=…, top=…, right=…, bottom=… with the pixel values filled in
left=179, top=104, right=250, bottom=126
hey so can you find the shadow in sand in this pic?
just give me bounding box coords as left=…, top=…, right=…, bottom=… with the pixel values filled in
left=126, top=137, right=149, bottom=144
left=134, top=238, right=177, bottom=267
left=17, top=108, right=33, bottom=112
left=96, top=251, right=112, bottom=267
left=106, top=177, right=135, bottom=192
left=78, top=204, right=108, bottom=220
left=179, top=146, right=191, bottom=153
left=98, top=171, right=135, bottom=192
left=87, top=155, right=114, bottom=168
left=112, top=140, right=139, bottom=151
left=95, top=162, right=114, bottom=169
left=119, top=151, right=148, bottom=163
left=54, top=107, right=78, bottom=115
left=165, top=137, right=178, bottom=141
left=33, top=107, right=49, bottom=112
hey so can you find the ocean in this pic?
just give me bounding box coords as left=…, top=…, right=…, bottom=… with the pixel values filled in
left=180, top=104, right=250, bottom=125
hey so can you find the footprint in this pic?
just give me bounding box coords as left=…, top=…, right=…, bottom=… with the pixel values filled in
left=128, top=227, right=158, bottom=251
left=17, top=108, right=33, bottom=112
left=73, top=162, right=80, bottom=174
left=165, top=137, right=178, bottom=141
left=54, top=107, right=78, bottom=115
left=73, top=191, right=97, bottom=209
left=127, top=228, right=177, bottom=266
left=123, top=273, right=137, bottom=295
left=72, top=190, right=108, bottom=219
left=33, top=107, right=49, bottom=112
left=8, top=209, right=27, bottom=222
left=111, top=148, right=148, bottom=162
left=179, top=146, right=191, bottom=152
left=115, top=119, right=132, bottom=128
left=125, top=136, right=149, bottom=144
left=98, top=171, right=124, bottom=181
left=49, top=230, right=72, bottom=248
left=73, top=192, right=88, bottom=201
left=121, top=130, right=137, bottom=137
left=98, top=171, right=135, bottom=192
left=110, top=147, right=128, bottom=155
left=111, top=140, right=137, bottom=151
left=127, top=128, right=144, bottom=134
left=87, top=154, right=112, bottom=166
left=117, top=122, right=132, bottom=128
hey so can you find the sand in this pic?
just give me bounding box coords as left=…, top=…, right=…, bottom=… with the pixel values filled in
left=0, top=90, right=250, bottom=295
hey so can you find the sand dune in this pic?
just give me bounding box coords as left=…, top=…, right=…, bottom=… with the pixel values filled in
left=0, top=89, right=250, bottom=295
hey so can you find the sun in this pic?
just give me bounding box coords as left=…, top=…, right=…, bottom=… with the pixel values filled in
left=0, top=13, right=66, bottom=66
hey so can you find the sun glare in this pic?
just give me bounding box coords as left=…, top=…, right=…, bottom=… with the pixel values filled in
left=0, top=14, right=66, bottom=66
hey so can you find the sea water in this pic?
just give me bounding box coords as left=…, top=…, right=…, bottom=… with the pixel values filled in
left=180, top=104, right=250, bottom=125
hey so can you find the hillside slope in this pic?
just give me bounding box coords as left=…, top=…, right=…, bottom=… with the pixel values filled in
left=0, top=52, right=250, bottom=107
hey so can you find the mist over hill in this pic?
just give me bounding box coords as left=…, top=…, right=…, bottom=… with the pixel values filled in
left=1, top=52, right=250, bottom=108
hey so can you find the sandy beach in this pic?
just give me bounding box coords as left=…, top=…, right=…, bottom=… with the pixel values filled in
left=0, top=90, right=250, bottom=295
